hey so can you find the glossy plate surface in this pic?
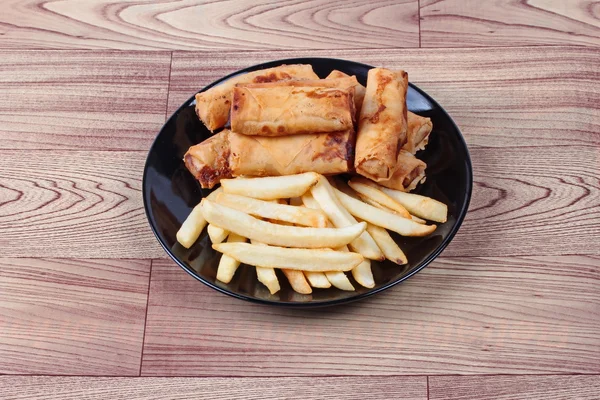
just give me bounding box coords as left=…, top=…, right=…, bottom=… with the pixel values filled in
left=143, top=58, right=472, bottom=307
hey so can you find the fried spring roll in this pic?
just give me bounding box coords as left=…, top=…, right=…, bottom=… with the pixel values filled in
left=184, top=129, right=355, bottom=188
left=326, top=70, right=366, bottom=115
left=377, top=150, right=426, bottom=192
left=403, top=112, right=433, bottom=154
left=231, top=85, right=355, bottom=136
left=354, top=68, right=409, bottom=181
left=195, top=64, right=318, bottom=132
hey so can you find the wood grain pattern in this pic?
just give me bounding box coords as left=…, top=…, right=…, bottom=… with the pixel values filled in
left=0, top=150, right=165, bottom=258
left=420, top=0, right=600, bottom=47
left=0, top=0, right=419, bottom=50
left=0, top=376, right=427, bottom=399
left=0, top=258, right=150, bottom=375
left=0, top=51, right=171, bottom=150
left=169, top=46, right=600, bottom=148
left=169, top=47, right=600, bottom=257
left=141, top=256, right=600, bottom=376
left=430, top=375, right=600, bottom=400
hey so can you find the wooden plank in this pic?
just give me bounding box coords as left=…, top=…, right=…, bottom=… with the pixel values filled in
left=168, top=46, right=600, bottom=148
left=0, top=376, right=427, bottom=399
left=0, top=51, right=171, bottom=150
left=0, top=258, right=150, bottom=375
left=420, top=0, right=600, bottom=47
left=430, top=375, right=600, bottom=400
left=0, top=150, right=165, bottom=259
left=141, top=256, right=600, bottom=376
left=0, top=0, right=419, bottom=50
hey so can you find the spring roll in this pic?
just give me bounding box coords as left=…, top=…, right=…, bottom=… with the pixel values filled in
left=354, top=68, right=409, bottom=181
left=195, top=64, right=318, bottom=132
left=326, top=70, right=366, bottom=115
left=377, top=150, right=426, bottom=192
left=403, top=112, right=433, bottom=154
left=183, top=130, right=232, bottom=189
left=184, top=129, right=355, bottom=188
left=231, top=85, right=355, bottom=136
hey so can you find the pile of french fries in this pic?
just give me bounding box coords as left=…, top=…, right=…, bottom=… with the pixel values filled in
left=176, top=172, right=447, bottom=295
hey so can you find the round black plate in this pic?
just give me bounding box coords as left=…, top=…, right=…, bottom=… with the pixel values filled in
left=143, top=58, right=472, bottom=307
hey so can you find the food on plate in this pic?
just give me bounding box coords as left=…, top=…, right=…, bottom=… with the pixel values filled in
left=215, top=233, right=246, bottom=283
left=404, top=112, right=433, bottom=154
left=195, top=64, right=318, bottom=131
left=177, top=62, right=453, bottom=296
left=355, top=68, right=409, bottom=181
left=201, top=199, right=367, bottom=248
left=216, top=192, right=328, bottom=227
left=375, top=150, right=427, bottom=192
left=309, top=177, right=384, bottom=261
left=348, top=177, right=411, bottom=219
left=220, top=172, right=320, bottom=200
left=332, top=187, right=437, bottom=237
left=231, top=84, right=355, bottom=136
left=365, top=223, right=408, bottom=265
left=213, top=242, right=364, bottom=272
left=184, top=131, right=355, bottom=188
left=326, top=70, right=366, bottom=115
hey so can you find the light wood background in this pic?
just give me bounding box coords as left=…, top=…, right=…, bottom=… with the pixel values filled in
left=0, top=0, right=599, bottom=398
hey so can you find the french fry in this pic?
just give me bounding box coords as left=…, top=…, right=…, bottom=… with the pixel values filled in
left=325, top=271, right=355, bottom=291
left=207, top=223, right=229, bottom=244
left=176, top=187, right=223, bottom=248
left=366, top=223, right=408, bottom=265
left=201, top=199, right=366, bottom=248
left=215, top=233, right=246, bottom=283
left=352, top=258, right=375, bottom=288
left=309, top=178, right=384, bottom=260
left=360, top=180, right=448, bottom=223
left=250, top=239, right=281, bottom=295
left=215, top=192, right=328, bottom=227
left=282, top=269, right=312, bottom=294
left=357, top=194, right=427, bottom=224
left=213, top=243, right=363, bottom=272
left=333, top=188, right=437, bottom=237
left=348, top=178, right=411, bottom=219
left=220, top=172, right=319, bottom=200
left=304, top=271, right=332, bottom=289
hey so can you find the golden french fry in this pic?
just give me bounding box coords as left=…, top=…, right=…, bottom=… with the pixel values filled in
left=348, top=178, right=411, bottom=218
left=300, top=192, right=321, bottom=210
left=304, top=271, right=332, bottom=289
left=213, top=243, right=363, bottom=272
left=362, top=180, right=448, bottom=223
left=215, top=233, right=246, bottom=283
left=207, top=223, right=229, bottom=244
left=410, top=215, right=427, bottom=224
left=352, top=258, right=375, bottom=288
left=201, top=199, right=366, bottom=248
left=176, top=187, right=223, bottom=248
left=325, top=271, right=355, bottom=291
left=366, top=223, right=408, bottom=265
left=215, top=192, right=328, bottom=227
left=220, top=172, right=320, bottom=200
left=250, top=239, right=281, bottom=295
left=282, top=269, right=312, bottom=294
left=309, top=178, right=384, bottom=260
left=356, top=194, right=426, bottom=224
left=333, top=188, right=437, bottom=237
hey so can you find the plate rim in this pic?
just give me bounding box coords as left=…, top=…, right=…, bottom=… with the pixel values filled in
left=142, top=57, right=473, bottom=308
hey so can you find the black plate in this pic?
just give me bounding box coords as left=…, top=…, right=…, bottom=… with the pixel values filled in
left=143, top=58, right=472, bottom=307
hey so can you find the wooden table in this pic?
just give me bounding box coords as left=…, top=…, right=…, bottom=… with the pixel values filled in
left=1, top=1, right=599, bottom=398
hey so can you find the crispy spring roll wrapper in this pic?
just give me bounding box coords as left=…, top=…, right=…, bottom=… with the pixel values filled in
left=229, top=129, right=354, bottom=176
left=231, top=85, right=355, bottom=137
left=195, top=64, right=318, bottom=131
left=183, top=130, right=232, bottom=189
left=354, top=68, right=409, bottom=181
left=403, top=112, right=433, bottom=154
left=183, top=129, right=355, bottom=188
left=377, top=150, right=427, bottom=192
left=326, top=70, right=366, bottom=115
